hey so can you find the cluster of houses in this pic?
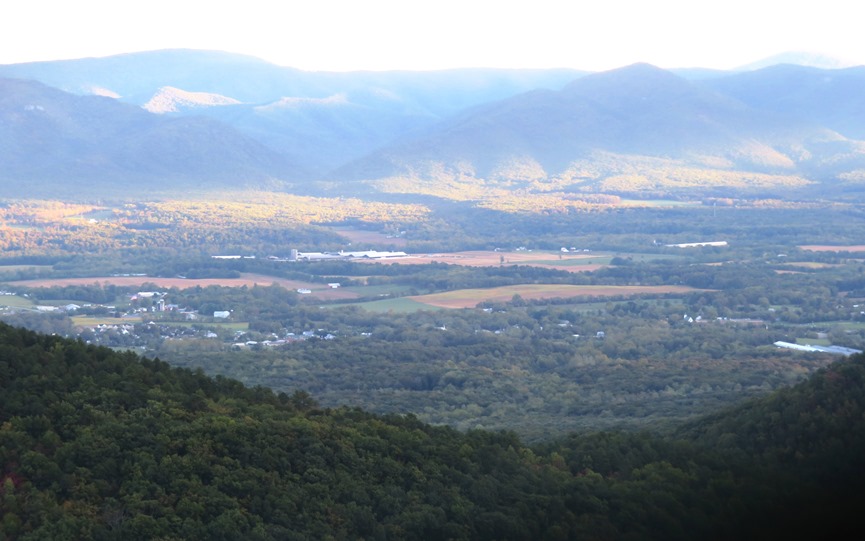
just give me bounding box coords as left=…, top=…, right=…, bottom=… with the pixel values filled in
left=230, top=329, right=337, bottom=349
left=75, top=315, right=343, bottom=351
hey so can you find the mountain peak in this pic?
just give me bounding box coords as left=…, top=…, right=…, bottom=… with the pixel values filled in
left=560, top=62, right=705, bottom=106
left=737, top=51, right=859, bottom=71
left=564, top=62, right=683, bottom=90
left=143, top=86, right=242, bottom=113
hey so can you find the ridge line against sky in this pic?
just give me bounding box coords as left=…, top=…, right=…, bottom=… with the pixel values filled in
left=2, top=0, right=863, bottom=71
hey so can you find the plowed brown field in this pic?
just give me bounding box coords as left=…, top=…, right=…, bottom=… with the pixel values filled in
left=409, top=284, right=701, bottom=309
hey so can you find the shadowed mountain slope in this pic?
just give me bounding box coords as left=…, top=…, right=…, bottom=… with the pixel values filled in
left=0, top=50, right=585, bottom=177
left=704, top=64, right=865, bottom=139
left=337, top=63, right=862, bottom=187
left=0, top=77, right=300, bottom=197
left=4, top=54, right=865, bottom=198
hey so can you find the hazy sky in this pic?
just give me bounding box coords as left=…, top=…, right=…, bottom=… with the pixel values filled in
left=2, top=0, right=862, bottom=71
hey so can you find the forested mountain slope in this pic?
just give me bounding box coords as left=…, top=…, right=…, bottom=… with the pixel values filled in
left=0, top=50, right=582, bottom=178
left=1, top=322, right=864, bottom=540
left=0, top=78, right=300, bottom=197
left=339, top=63, right=865, bottom=192
left=704, top=64, right=865, bottom=139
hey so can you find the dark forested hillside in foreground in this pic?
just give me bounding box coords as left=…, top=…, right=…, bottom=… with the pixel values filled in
left=2, top=322, right=865, bottom=540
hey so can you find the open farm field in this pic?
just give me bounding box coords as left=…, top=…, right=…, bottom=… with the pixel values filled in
left=0, top=295, right=35, bottom=307
left=795, top=337, right=831, bottom=346
left=778, top=262, right=842, bottom=270
left=812, top=321, right=865, bottom=331
left=330, top=297, right=436, bottom=313
left=4, top=273, right=360, bottom=300
left=800, top=245, right=865, bottom=252
left=409, top=284, right=702, bottom=309
left=358, top=250, right=611, bottom=272
left=341, top=284, right=419, bottom=297
left=0, top=265, right=53, bottom=273
left=71, top=315, right=142, bottom=326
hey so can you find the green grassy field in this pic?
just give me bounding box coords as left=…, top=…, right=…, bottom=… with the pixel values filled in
left=0, top=265, right=53, bottom=272
left=78, top=209, right=117, bottom=220
left=341, top=284, right=420, bottom=297
left=812, top=321, right=865, bottom=331
left=329, top=297, right=439, bottom=313
left=0, top=295, right=35, bottom=308
left=71, top=315, right=139, bottom=326
left=796, top=337, right=832, bottom=346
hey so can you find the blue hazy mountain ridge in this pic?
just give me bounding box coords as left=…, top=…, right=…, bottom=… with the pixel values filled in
left=336, top=63, right=862, bottom=183
left=2, top=50, right=865, bottom=197
left=0, top=49, right=584, bottom=116
left=703, top=64, right=865, bottom=139
left=0, top=49, right=585, bottom=177
left=735, top=51, right=860, bottom=71
left=0, top=77, right=301, bottom=196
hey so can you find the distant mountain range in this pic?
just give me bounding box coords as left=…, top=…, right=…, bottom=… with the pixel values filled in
left=340, top=63, right=865, bottom=196
left=0, top=77, right=299, bottom=197
left=1, top=49, right=864, bottom=200
left=735, top=51, right=861, bottom=71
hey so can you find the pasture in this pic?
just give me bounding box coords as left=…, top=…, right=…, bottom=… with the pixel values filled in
left=329, top=297, right=436, bottom=313
left=0, top=295, right=35, bottom=308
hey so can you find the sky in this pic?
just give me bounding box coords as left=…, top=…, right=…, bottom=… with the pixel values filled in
left=1, top=0, right=863, bottom=71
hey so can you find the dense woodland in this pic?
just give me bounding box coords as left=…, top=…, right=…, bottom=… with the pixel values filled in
left=1, top=322, right=864, bottom=540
